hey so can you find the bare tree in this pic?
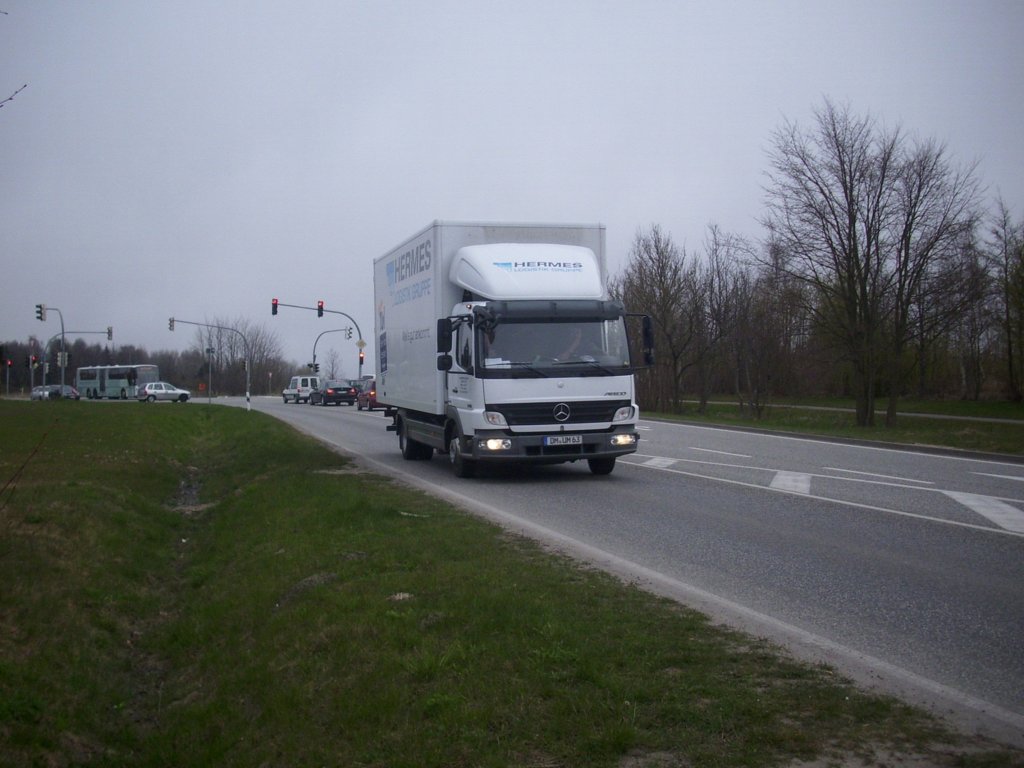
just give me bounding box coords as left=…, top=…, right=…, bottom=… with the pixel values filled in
left=760, top=99, right=987, bottom=426
left=882, top=138, right=981, bottom=423
left=190, top=316, right=286, bottom=395
left=763, top=100, right=899, bottom=425
left=728, top=241, right=810, bottom=416
left=611, top=225, right=701, bottom=412
left=325, top=347, right=341, bottom=379
left=987, top=198, right=1024, bottom=400
left=693, top=225, right=745, bottom=411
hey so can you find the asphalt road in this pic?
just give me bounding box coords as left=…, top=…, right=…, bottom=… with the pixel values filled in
left=221, top=396, right=1024, bottom=744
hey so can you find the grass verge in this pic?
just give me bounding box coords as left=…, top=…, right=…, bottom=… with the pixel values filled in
left=1, top=400, right=1021, bottom=767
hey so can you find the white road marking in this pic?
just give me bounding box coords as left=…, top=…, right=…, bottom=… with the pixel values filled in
left=650, top=420, right=1024, bottom=468
left=770, top=471, right=812, bottom=494
left=943, top=491, right=1024, bottom=533
left=619, top=455, right=1024, bottom=539
left=690, top=447, right=752, bottom=458
left=973, top=472, right=1024, bottom=482
left=822, top=467, right=933, bottom=484
left=642, top=456, right=677, bottom=469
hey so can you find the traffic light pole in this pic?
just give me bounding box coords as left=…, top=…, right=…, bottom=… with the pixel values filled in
left=168, top=317, right=251, bottom=411
left=311, top=328, right=353, bottom=374
left=35, top=304, right=65, bottom=389
left=271, top=300, right=366, bottom=378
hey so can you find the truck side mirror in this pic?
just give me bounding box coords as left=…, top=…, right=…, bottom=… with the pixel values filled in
left=436, top=318, right=452, bottom=354
left=437, top=354, right=452, bottom=372
left=642, top=315, right=655, bottom=366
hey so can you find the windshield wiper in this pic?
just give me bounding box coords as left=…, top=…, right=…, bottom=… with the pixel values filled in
left=551, top=358, right=619, bottom=374
left=507, top=361, right=548, bottom=376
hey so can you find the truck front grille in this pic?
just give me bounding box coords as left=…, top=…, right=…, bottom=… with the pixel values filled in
left=490, top=400, right=629, bottom=426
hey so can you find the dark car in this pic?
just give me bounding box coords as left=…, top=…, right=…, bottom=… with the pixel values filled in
left=53, top=384, right=81, bottom=400
left=356, top=379, right=379, bottom=411
left=309, top=379, right=358, bottom=406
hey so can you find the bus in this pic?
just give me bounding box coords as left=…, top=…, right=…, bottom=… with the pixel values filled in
left=75, top=364, right=160, bottom=400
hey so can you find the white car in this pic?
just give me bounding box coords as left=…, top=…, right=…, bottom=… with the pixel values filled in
left=282, top=374, right=320, bottom=403
left=137, top=381, right=191, bottom=403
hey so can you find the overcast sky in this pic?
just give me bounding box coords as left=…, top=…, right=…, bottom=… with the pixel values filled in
left=2, top=0, right=1022, bottom=377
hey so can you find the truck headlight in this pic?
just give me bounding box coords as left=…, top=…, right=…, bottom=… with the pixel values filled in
left=610, top=433, right=637, bottom=447
left=612, top=406, right=635, bottom=422
left=483, top=411, right=508, bottom=427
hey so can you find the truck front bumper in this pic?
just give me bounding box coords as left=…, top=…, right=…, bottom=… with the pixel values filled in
left=466, top=428, right=639, bottom=463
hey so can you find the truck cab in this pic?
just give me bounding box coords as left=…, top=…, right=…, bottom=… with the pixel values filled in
left=428, top=298, right=649, bottom=476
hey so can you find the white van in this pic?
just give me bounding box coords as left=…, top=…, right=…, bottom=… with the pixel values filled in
left=282, top=375, right=320, bottom=403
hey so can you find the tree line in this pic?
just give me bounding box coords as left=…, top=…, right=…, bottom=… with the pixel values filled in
left=613, top=100, right=1023, bottom=426
left=5, top=101, right=1021, bottom=422
left=0, top=317, right=355, bottom=398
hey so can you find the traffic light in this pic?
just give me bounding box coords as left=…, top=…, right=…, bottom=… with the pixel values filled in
left=24, top=355, right=30, bottom=369
left=272, top=298, right=278, bottom=316
left=30, top=355, right=38, bottom=368
left=358, top=349, right=365, bottom=366
left=313, top=362, right=320, bottom=373
left=346, top=327, right=352, bottom=340
left=107, top=326, right=113, bottom=341
left=317, top=300, right=324, bottom=318
left=5, top=359, right=11, bottom=369
left=35, top=303, right=46, bottom=321
left=169, top=317, right=175, bottom=331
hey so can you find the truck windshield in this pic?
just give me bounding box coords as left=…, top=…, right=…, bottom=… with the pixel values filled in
left=477, top=319, right=631, bottom=377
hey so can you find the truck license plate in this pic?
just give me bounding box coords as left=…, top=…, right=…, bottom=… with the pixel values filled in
left=545, top=435, right=583, bottom=446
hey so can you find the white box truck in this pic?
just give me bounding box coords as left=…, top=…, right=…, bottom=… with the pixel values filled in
left=372, top=221, right=653, bottom=477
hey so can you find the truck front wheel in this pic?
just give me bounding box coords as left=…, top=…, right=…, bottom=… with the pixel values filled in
left=588, top=457, right=616, bottom=475
left=448, top=431, right=476, bottom=478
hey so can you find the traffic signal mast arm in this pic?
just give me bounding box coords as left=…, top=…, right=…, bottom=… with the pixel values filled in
left=269, top=299, right=364, bottom=346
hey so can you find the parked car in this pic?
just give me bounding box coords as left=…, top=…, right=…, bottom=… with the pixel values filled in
left=30, top=385, right=47, bottom=400
left=356, top=379, right=379, bottom=411
left=282, top=375, right=320, bottom=404
left=137, top=381, right=191, bottom=402
left=309, top=379, right=358, bottom=406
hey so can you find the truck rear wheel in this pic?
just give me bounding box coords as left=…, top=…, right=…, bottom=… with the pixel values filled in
left=448, top=431, right=476, bottom=478
left=588, top=457, right=616, bottom=475
left=399, top=419, right=432, bottom=461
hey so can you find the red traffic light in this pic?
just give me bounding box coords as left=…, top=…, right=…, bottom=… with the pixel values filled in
left=272, top=298, right=279, bottom=316
left=317, top=300, right=324, bottom=318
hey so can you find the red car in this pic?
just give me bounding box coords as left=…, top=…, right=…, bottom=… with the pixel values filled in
left=356, top=379, right=379, bottom=410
